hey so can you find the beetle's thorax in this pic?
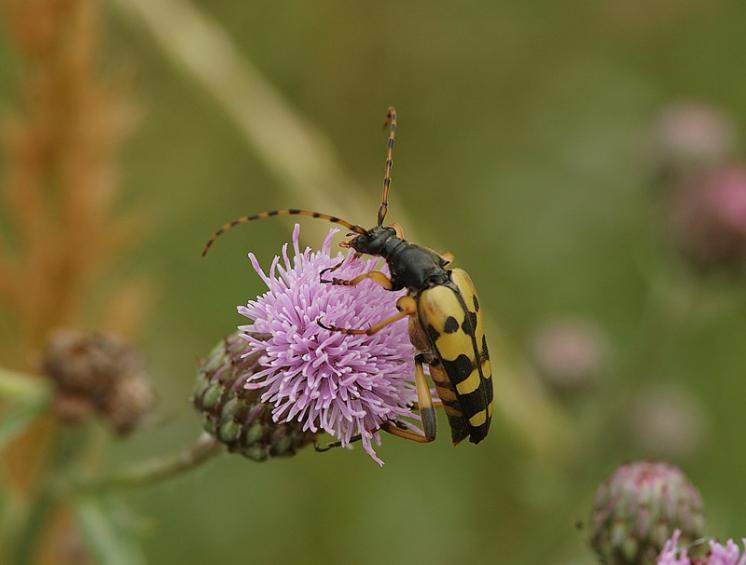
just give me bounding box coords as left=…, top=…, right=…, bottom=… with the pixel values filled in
left=351, top=226, right=449, bottom=291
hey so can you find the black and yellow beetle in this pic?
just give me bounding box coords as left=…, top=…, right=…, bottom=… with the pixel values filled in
left=202, top=107, right=493, bottom=445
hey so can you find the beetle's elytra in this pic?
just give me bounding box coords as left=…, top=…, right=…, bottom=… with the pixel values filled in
left=203, top=107, right=493, bottom=445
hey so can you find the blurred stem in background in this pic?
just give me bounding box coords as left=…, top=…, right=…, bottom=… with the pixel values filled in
left=0, top=0, right=143, bottom=561
left=112, top=0, right=574, bottom=461
left=79, top=432, right=222, bottom=493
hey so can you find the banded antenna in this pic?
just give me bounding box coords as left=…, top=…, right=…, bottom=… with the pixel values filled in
left=377, top=106, right=397, bottom=226
left=201, top=208, right=367, bottom=256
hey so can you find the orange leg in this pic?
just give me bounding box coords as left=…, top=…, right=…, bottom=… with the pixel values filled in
left=324, top=270, right=393, bottom=290
left=384, top=357, right=436, bottom=442
left=315, top=357, right=436, bottom=453
left=380, top=422, right=433, bottom=443
left=412, top=399, right=444, bottom=410
left=319, top=295, right=415, bottom=336
left=440, top=252, right=454, bottom=266
left=319, top=254, right=361, bottom=283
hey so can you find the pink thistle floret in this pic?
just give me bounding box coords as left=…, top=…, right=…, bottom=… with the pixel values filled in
left=709, top=539, right=746, bottom=565
left=658, top=530, right=746, bottom=565
left=658, top=530, right=692, bottom=565
left=237, top=225, right=417, bottom=465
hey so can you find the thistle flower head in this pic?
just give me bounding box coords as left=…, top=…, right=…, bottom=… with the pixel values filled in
left=658, top=529, right=746, bottom=565
left=590, top=461, right=705, bottom=564
left=42, top=329, right=153, bottom=435
left=238, top=225, right=417, bottom=465
left=671, top=167, right=746, bottom=273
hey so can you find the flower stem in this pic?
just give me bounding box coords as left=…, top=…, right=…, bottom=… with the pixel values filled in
left=12, top=424, right=89, bottom=565
left=0, top=367, right=51, bottom=404
left=13, top=487, right=55, bottom=565
left=82, top=433, right=223, bottom=492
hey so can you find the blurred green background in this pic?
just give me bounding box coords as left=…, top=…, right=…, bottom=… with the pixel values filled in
left=3, top=0, right=746, bottom=563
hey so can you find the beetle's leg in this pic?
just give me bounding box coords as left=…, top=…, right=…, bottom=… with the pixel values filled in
left=317, top=359, right=436, bottom=451
left=357, top=357, right=439, bottom=444
left=411, top=399, right=444, bottom=410
left=319, top=253, right=362, bottom=283
left=380, top=423, right=433, bottom=443
left=411, top=356, right=437, bottom=441
left=318, top=295, right=415, bottom=335
left=440, top=252, right=455, bottom=266
left=322, top=270, right=393, bottom=290
left=314, top=438, right=350, bottom=452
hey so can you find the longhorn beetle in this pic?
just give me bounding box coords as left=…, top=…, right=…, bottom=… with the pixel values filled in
left=202, top=107, right=493, bottom=445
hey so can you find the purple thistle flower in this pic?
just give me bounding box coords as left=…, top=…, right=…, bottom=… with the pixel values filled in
left=709, top=539, right=746, bottom=565
left=237, top=225, right=417, bottom=465
left=658, top=530, right=746, bottom=565
left=658, top=530, right=693, bottom=565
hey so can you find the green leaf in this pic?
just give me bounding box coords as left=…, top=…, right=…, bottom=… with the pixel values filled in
left=73, top=497, right=146, bottom=565
left=0, top=401, right=48, bottom=451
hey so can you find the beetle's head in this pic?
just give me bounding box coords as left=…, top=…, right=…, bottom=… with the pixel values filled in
left=349, top=226, right=397, bottom=255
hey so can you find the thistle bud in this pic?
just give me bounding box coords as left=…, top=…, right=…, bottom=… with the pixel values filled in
left=590, top=461, right=705, bottom=565
left=42, top=329, right=153, bottom=435
left=193, top=333, right=318, bottom=461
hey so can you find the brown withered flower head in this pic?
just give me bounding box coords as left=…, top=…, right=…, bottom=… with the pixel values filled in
left=42, top=328, right=153, bottom=434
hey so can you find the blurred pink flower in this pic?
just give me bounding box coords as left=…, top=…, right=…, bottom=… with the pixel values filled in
left=671, top=167, right=746, bottom=272
left=530, top=318, right=608, bottom=391
left=629, top=383, right=707, bottom=459
left=658, top=529, right=746, bottom=565
left=238, top=225, right=417, bottom=465
left=653, top=103, right=736, bottom=179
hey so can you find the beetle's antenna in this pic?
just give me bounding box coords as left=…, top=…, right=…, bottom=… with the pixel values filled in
left=202, top=209, right=367, bottom=256
left=377, top=106, right=397, bottom=226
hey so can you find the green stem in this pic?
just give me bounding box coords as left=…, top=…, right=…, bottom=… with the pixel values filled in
left=13, top=488, right=56, bottom=565
left=81, top=433, right=223, bottom=492
left=12, top=425, right=90, bottom=565
left=0, top=367, right=51, bottom=403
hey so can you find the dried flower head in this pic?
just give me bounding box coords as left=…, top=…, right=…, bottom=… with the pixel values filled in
left=42, top=328, right=153, bottom=434
left=590, top=461, right=705, bottom=565
left=193, top=332, right=318, bottom=461
left=238, top=225, right=417, bottom=464
left=658, top=529, right=746, bottom=565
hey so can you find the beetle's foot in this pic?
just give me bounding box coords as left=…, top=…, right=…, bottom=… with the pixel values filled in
left=314, top=433, right=364, bottom=452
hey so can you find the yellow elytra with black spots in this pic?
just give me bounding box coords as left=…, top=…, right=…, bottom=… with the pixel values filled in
left=417, top=269, right=492, bottom=443
left=202, top=107, right=493, bottom=446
